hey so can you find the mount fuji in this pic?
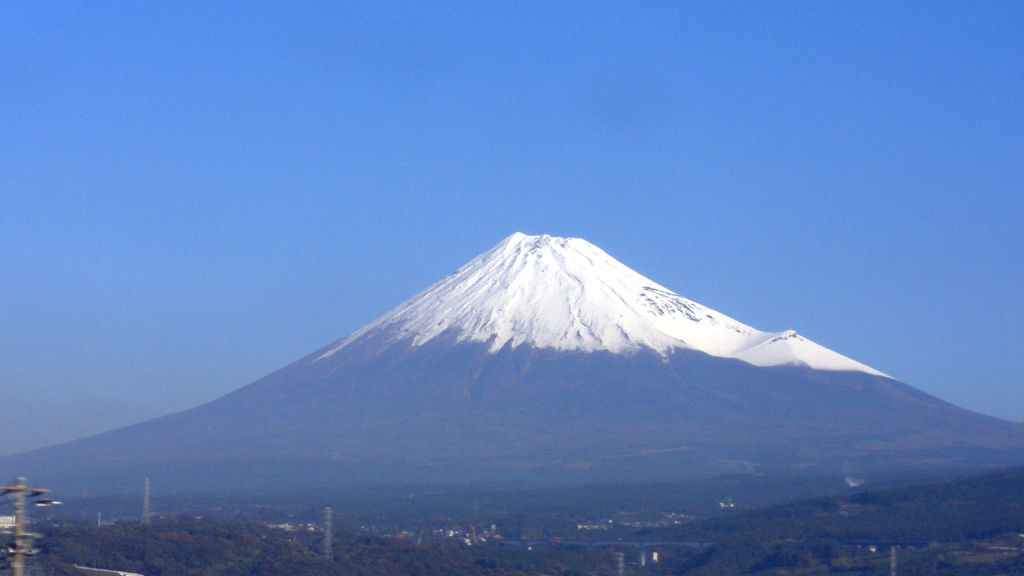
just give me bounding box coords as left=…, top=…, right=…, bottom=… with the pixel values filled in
left=5, top=233, right=1024, bottom=491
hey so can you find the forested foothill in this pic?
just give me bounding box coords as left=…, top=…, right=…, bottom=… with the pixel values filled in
left=6, top=467, right=1023, bottom=575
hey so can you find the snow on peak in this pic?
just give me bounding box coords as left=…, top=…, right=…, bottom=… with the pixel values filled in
left=317, top=233, right=886, bottom=376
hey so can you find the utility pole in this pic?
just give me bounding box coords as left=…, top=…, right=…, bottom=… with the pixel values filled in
left=1, top=478, right=51, bottom=576
left=142, top=479, right=151, bottom=526
left=890, top=546, right=897, bottom=576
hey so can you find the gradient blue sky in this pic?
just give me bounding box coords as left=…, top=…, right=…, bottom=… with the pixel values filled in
left=2, top=2, right=1022, bottom=455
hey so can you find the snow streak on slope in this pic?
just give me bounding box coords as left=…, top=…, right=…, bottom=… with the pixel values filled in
left=319, top=233, right=886, bottom=376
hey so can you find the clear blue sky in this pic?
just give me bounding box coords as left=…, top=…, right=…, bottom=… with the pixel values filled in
left=2, top=2, right=1021, bottom=455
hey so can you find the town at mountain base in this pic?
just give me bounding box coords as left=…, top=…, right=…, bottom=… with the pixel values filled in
left=4, top=234, right=1024, bottom=492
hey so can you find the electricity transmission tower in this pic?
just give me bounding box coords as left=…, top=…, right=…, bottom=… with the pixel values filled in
left=322, top=507, right=333, bottom=560
left=142, top=478, right=151, bottom=525
left=1, top=478, right=58, bottom=576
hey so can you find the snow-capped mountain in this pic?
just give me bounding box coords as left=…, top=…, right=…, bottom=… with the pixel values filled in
left=5, top=232, right=1024, bottom=492
left=319, top=232, right=884, bottom=376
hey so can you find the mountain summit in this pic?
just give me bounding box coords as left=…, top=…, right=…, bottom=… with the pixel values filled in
left=320, top=233, right=883, bottom=375
left=4, top=233, right=1024, bottom=491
